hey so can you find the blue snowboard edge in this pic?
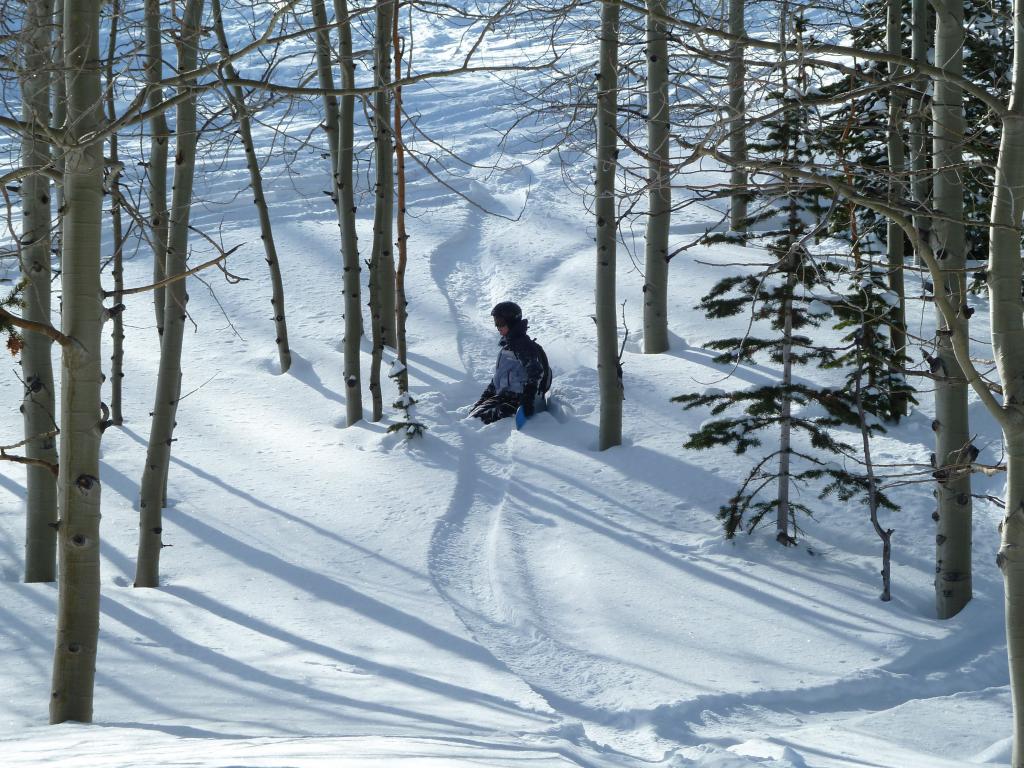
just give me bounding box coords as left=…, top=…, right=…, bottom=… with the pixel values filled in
left=516, top=393, right=554, bottom=430
left=514, top=405, right=528, bottom=430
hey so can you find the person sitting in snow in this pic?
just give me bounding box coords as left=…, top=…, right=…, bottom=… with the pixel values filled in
left=469, top=302, right=550, bottom=425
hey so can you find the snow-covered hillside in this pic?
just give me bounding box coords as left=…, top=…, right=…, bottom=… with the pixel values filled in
left=0, top=7, right=1015, bottom=767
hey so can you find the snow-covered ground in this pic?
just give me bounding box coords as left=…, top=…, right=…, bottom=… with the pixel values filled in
left=0, top=9, right=1016, bottom=767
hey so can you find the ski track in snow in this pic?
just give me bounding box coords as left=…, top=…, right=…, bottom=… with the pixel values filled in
left=423, top=202, right=660, bottom=763
left=419, top=91, right=687, bottom=764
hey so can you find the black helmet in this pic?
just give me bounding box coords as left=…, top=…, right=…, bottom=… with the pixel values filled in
left=490, top=301, right=522, bottom=325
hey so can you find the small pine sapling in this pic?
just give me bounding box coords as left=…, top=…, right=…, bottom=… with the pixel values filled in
left=851, top=313, right=897, bottom=601
left=387, top=358, right=426, bottom=439
left=680, top=7, right=903, bottom=545
left=828, top=262, right=916, bottom=422
left=676, top=247, right=871, bottom=542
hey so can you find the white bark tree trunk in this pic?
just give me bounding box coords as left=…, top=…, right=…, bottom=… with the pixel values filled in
left=886, top=0, right=908, bottom=419
left=1002, top=448, right=1024, bottom=768
left=775, top=1, right=796, bottom=544
left=49, top=0, right=104, bottom=723
left=988, top=3, right=1024, bottom=754
left=393, top=8, right=411, bottom=396
left=212, top=0, right=291, bottom=374
left=368, top=0, right=397, bottom=422
left=932, top=0, right=972, bottom=619
left=106, top=0, right=125, bottom=427
left=312, top=0, right=340, bottom=190
left=50, top=0, right=65, bottom=267
left=136, top=0, right=205, bottom=588
left=727, top=0, right=747, bottom=234
left=909, top=0, right=930, bottom=262
left=334, top=0, right=363, bottom=426
left=777, top=268, right=795, bottom=544
left=643, top=0, right=670, bottom=354
left=145, top=0, right=170, bottom=335
left=991, top=123, right=1024, bottom=752
left=20, top=0, right=58, bottom=584
left=596, top=0, right=622, bottom=450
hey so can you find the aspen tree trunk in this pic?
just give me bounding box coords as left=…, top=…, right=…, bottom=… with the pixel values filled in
left=885, top=0, right=907, bottom=419
left=21, top=0, right=58, bottom=584
left=1003, top=448, right=1024, bottom=768
left=992, top=151, right=1024, bottom=765
left=334, top=0, right=363, bottom=426
left=368, top=0, right=397, bottom=422
left=106, top=0, right=125, bottom=426
left=211, top=0, right=291, bottom=373
left=50, top=0, right=65, bottom=265
left=368, top=264, right=385, bottom=421
left=50, top=0, right=104, bottom=723
left=313, top=0, right=363, bottom=416
left=596, top=0, right=622, bottom=450
left=932, top=0, right=972, bottom=619
left=374, top=0, right=397, bottom=356
left=136, top=0, right=205, bottom=588
left=313, top=0, right=341, bottom=183
left=145, top=0, right=170, bottom=334
left=907, top=0, right=1024, bottom=752
left=643, top=0, right=670, bottom=354
left=987, top=2, right=1024, bottom=756
left=727, top=0, right=747, bottom=234
left=777, top=267, right=796, bottom=543
left=393, top=4, right=411, bottom=395
left=774, top=3, right=800, bottom=545
left=909, top=0, right=930, bottom=261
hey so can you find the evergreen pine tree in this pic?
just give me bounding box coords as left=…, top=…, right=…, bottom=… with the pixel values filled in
left=678, top=14, right=897, bottom=541
left=828, top=261, right=917, bottom=422
left=813, top=0, right=1011, bottom=262
left=675, top=246, right=889, bottom=541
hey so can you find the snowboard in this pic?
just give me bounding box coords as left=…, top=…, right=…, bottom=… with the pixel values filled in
left=514, top=393, right=564, bottom=430
left=514, top=404, right=530, bottom=430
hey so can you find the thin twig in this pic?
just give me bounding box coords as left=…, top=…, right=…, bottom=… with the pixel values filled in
left=0, top=429, right=59, bottom=452
left=108, top=246, right=240, bottom=298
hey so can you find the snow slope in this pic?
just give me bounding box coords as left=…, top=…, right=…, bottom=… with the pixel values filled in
left=0, top=8, right=1015, bottom=768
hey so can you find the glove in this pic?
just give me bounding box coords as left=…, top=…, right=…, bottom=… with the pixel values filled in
left=521, top=385, right=536, bottom=417
left=472, top=384, right=496, bottom=410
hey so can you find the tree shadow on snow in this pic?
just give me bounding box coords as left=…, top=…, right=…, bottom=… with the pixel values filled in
left=162, top=583, right=555, bottom=730
left=104, top=440, right=430, bottom=589
left=663, top=345, right=781, bottom=390
left=163, top=506, right=508, bottom=669
left=0, top=583, right=55, bottom=680
left=506, top=458, right=890, bottom=642
left=0, top=472, right=26, bottom=499
left=101, top=431, right=552, bottom=729
left=492, top=444, right=1007, bottom=738
left=284, top=351, right=345, bottom=405
left=97, top=721, right=252, bottom=740
left=97, top=594, right=474, bottom=733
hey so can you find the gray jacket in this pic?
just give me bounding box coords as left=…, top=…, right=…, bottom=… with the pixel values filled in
left=488, top=322, right=547, bottom=398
